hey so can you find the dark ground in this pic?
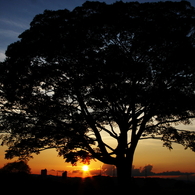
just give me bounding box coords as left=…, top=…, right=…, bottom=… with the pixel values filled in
left=0, top=172, right=195, bottom=195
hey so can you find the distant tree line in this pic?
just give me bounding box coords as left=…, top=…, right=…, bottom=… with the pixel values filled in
left=0, top=161, right=31, bottom=174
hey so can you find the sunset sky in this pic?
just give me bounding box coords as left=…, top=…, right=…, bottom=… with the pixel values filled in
left=1, top=123, right=195, bottom=176
left=1, top=0, right=195, bottom=177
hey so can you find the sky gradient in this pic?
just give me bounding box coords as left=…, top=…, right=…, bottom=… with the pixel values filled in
left=1, top=0, right=195, bottom=176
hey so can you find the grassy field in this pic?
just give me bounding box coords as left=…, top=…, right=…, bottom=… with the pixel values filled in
left=1, top=173, right=195, bottom=195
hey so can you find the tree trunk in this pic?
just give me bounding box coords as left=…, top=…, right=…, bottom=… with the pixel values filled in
left=116, top=156, right=134, bottom=192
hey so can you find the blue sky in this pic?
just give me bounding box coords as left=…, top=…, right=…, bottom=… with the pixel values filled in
left=0, top=0, right=195, bottom=61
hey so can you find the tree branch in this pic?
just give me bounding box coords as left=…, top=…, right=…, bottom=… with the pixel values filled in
left=75, top=88, right=112, bottom=161
left=145, top=115, right=195, bottom=131
left=107, top=117, right=118, bottom=138
left=96, top=123, right=118, bottom=139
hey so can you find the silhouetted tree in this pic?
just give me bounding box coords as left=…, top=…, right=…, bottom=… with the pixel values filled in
left=1, top=0, right=195, bottom=190
left=1, top=161, right=31, bottom=174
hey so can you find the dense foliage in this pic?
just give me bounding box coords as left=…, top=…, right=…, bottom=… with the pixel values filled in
left=0, top=161, right=31, bottom=174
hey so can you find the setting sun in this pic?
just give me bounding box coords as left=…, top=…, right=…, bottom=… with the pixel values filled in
left=82, top=165, right=89, bottom=172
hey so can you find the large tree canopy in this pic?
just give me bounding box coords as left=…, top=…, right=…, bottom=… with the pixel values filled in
left=1, top=0, right=195, bottom=188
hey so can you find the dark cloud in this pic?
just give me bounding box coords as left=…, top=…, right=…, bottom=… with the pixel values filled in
left=140, top=164, right=154, bottom=175
left=156, top=171, right=194, bottom=176
left=132, top=165, right=195, bottom=178
left=132, top=164, right=155, bottom=176
left=102, top=164, right=116, bottom=177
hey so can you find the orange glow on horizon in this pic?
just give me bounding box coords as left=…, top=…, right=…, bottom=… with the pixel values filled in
left=1, top=130, right=195, bottom=176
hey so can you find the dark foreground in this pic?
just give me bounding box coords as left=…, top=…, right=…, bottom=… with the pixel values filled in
left=1, top=173, right=195, bottom=195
